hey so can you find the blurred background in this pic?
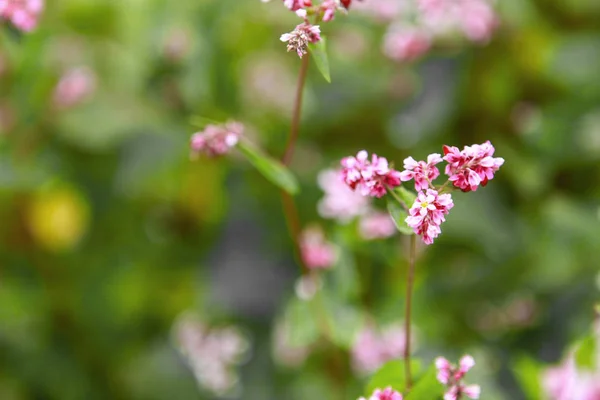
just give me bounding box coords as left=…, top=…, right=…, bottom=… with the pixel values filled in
left=1, top=0, right=600, bottom=399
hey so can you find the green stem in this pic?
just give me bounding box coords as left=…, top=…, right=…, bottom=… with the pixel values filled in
left=404, top=234, right=417, bottom=390
left=282, top=53, right=310, bottom=166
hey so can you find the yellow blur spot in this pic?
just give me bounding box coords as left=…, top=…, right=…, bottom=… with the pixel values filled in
left=26, top=185, right=90, bottom=252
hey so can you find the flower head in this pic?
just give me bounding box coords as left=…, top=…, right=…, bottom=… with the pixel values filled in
left=351, top=324, right=407, bottom=375
left=358, top=211, right=397, bottom=240
left=399, top=153, right=443, bottom=191
left=299, top=227, right=337, bottom=270
left=283, top=0, right=312, bottom=11
left=0, top=0, right=44, bottom=32
left=406, top=189, right=453, bottom=245
left=190, top=121, right=243, bottom=158
left=443, top=141, right=504, bottom=192
left=53, top=67, right=97, bottom=109
left=340, top=150, right=402, bottom=198
left=280, top=22, right=321, bottom=58
left=383, top=25, right=431, bottom=62
left=435, top=355, right=480, bottom=400
left=358, top=386, right=403, bottom=400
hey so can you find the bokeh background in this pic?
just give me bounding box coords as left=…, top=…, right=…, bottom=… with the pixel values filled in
left=1, top=0, right=600, bottom=399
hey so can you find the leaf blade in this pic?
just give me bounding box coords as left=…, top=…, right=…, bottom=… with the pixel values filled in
left=387, top=199, right=414, bottom=235
left=308, top=37, right=331, bottom=83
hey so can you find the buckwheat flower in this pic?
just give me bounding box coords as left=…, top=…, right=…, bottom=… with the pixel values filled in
left=383, top=25, right=431, bottom=62
left=317, top=168, right=371, bottom=223
left=0, top=0, right=44, bottom=32
left=280, top=22, right=321, bottom=58
left=340, top=150, right=402, bottom=198
left=399, top=153, right=443, bottom=191
left=443, top=141, right=504, bottom=192
left=406, top=189, right=453, bottom=245
left=436, top=355, right=481, bottom=400
left=283, top=0, right=311, bottom=11
left=358, top=386, right=403, bottom=400
left=299, top=227, right=337, bottom=270
left=190, top=121, right=243, bottom=158
left=53, top=67, right=97, bottom=109
left=351, top=323, right=408, bottom=375
left=458, top=0, right=498, bottom=43
left=320, top=0, right=339, bottom=21
left=358, top=211, right=396, bottom=240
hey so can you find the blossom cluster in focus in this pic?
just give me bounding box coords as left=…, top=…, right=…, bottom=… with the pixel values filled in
left=353, top=0, right=499, bottom=62
left=436, top=355, right=481, bottom=400
left=0, top=0, right=44, bottom=32
left=174, top=313, right=249, bottom=396
left=339, top=142, right=503, bottom=244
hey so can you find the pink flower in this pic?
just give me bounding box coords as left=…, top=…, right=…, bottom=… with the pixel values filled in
left=443, top=141, right=504, bottom=192
left=436, top=355, right=481, bottom=400
left=299, top=227, right=337, bottom=270
left=53, top=67, right=97, bottom=109
left=320, top=0, right=339, bottom=21
left=406, top=189, right=453, bottom=245
left=190, top=121, right=243, bottom=158
left=317, top=168, right=371, bottom=223
left=358, top=386, right=403, bottom=400
left=399, top=153, right=443, bottom=191
left=280, top=22, right=321, bottom=58
left=383, top=25, right=431, bottom=62
left=283, top=0, right=312, bottom=11
left=351, top=324, right=407, bottom=375
left=542, top=354, right=600, bottom=400
left=352, top=0, right=406, bottom=22
left=0, top=0, right=44, bottom=32
left=358, top=211, right=396, bottom=240
left=457, top=0, right=498, bottom=43
left=340, top=150, right=402, bottom=198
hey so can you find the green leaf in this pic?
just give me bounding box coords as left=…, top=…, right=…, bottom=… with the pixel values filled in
left=237, top=140, right=300, bottom=195
left=387, top=200, right=414, bottom=235
left=329, top=242, right=360, bottom=301
left=575, top=335, right=597, bottom=370
left=308, top=37, right=331, bottom=83
left=366, top=360, right=421, bottom=395
left=405, top=364, right=443, bottom=400
left=189, top=116, right=223, bottom=129
left=395, top=187, right=417, bottom=208
left=284, top=298, right=319, bottom=348
left=513, top=355, right=543, bottom=400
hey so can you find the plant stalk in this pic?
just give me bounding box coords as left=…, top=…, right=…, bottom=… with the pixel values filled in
left=404, top=234, right=417, bottom=390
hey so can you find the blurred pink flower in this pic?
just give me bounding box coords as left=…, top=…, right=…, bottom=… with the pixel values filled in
left=53, top=67, right=97, bottom=109
left=163, top=28, right=191, bottom=62
left=341, top=150, right=402, bottom=198
left=358, top=386, right=403, bottom=400
left=352, top=324, right=407, bottom=375
left=443, top=141, right=504, bottom=192
left=283, top=0, right=312, bottom=11
left=399, top=153, right=443, bottom=191
left=358, top=211, right=396, bottom=240
left=280, top=22, right=321, bottom=58
left=272, top=320, right=310, bottom=368
left=542, top=354, right=600, bottom=400
left=457, top=0, right=498, bottom=43
left=383, top=26, right=431, bottom=62
left=406, top=189, right=453, bottom=245
left=353, top=0, right=407, bottom=22
left=190, top=121, right=243, bottom=158
left=299, top=227, right=337, bottom=270
left=436, top=355, right=481, bottom=400
left=0, top=0, right=44, bottom=32
left=317, top=168, right=371, bottom=223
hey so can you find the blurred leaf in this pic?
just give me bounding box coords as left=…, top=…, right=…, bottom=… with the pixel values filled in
left=189, top=115, right=223, bottom=130
left=285, top=298, right=319, bottom=348
left=237, top=140, right=300, bottom=195
left=575, top=335, right=597, bottom=371
left=387, top=199, right=413, bottom=235
left=324, top=296, right=364, bottom=349
left=513, top=355, right=543, bottom=400
left=366, top=360, right=421, bottom=394
left=405, top=364, right=442, bottom=400
left=329, top=243, right=360, bottom=301
left=308, top=37, right=331, bottom=83
left=394, top=187, right=417, bottom=208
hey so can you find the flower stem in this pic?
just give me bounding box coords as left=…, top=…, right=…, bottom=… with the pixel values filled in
left=404, top=234, right=417, bottom=390
left=282, top=53, right=310, bottom=166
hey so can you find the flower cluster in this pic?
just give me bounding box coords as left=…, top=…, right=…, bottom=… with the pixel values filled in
left=0, top=0, right=44, bottom=32
left=267, top=0, right=360, bottom=58
left=299, top=226, right=337, bottom=269
left=174, top=314, right=249, bottom=396
left=341, top=150, right=402, bottom=198
left=443, top=141, right=505, bottom=192
left=435, top=355, right=481, bottom=400
left=190, top=121, right=243, bottom=158
left=53, top=67, right=97, bottom=109
left=406, top=189, right=454, bottom=245
left=542, top=352, right=600, bottom=400
left=354, top=0, right=498, bottom=62
left=358, top=386, right=403, bottom=400
left=351, top=323, right=408, bottom=375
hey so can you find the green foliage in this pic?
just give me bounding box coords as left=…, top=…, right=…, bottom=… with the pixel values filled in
left=575, top=335, right=597, bottom=370
left=405, top=364, right=443, bottom=400
left=513, top=355, right=543, bottom=400
left=308, top=37, right=331, bottom=83
left=366, top=360, right=421, bottom=394
left=387, top=199, right=414, bottom=235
